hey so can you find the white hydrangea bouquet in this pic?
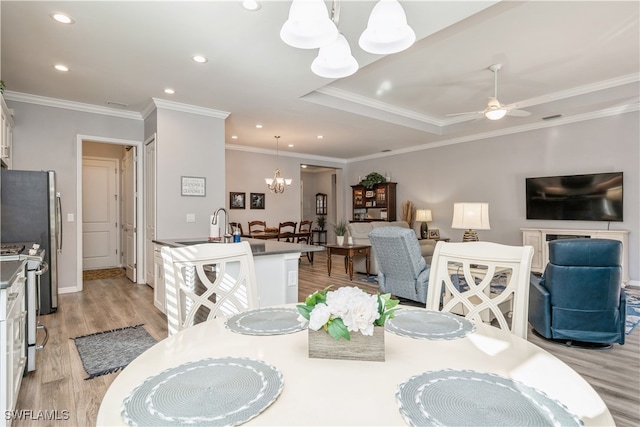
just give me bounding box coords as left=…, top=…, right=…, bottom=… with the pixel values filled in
left=297, top=286, right=399, bottom=341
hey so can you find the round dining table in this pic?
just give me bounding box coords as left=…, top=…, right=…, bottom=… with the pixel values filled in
left=97, top=305, right=613, bottom=426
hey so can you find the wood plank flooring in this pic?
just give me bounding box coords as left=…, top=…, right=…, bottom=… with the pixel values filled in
left=13, top=252, right=639, bottom=426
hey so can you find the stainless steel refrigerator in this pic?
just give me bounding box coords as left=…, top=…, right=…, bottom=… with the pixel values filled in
left=1, top=169, right=61, bottom=314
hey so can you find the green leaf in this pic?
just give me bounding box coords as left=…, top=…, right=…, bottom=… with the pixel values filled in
left=327, top=318, right=350, bottom=341
left=296, top=304, right=312, bottom=321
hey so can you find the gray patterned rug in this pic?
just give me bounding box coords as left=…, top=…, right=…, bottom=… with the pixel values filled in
left=72, top=324, right=157, bottom=379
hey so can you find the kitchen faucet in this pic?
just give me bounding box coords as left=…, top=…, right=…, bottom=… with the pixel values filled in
left=212, top=207, right=232, bottom=243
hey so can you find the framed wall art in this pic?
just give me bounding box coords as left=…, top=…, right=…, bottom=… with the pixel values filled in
left=230, top=192, right=246, bottom=209
left=250, top=193, right=265, bottom=209
left=181, top=176, right=206, bottom=197
left=428, top=229, right=440, bottom=239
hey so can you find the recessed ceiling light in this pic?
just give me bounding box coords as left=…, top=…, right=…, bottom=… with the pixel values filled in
left=288, top=144, right=294, bottom=147
left=301, top=165, right=308, bottom=168
left=192, top=55, right=207, bottom=63
left=317, top=135, right=323, bottom=139
left=256, top=124, right=263, bottom=129
left=164, top=88, right=175, bottom=94
left=241, top=0, right=262, bottom=11
left=50, top=13, right=74, bottom=24
left=54, top=64, right=69, bottom=72
left=231, top=135, right=238, bottom=139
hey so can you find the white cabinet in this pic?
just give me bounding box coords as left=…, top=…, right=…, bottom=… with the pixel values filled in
left=1, top=95, right=14, bottom=169
left=1, top=261, right=26, bottom=427
left=153, top=244, right=166, bottom=314
left=521, top=228, right=630, bottom=284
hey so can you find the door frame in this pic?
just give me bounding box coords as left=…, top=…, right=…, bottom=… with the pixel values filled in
left=75, top=134, right=144, bottom=291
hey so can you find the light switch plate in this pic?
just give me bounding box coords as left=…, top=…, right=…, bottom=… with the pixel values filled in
left=186, top=214, right=196, bottom=223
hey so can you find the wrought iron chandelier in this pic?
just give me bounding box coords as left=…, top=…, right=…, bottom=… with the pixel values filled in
left=265, top=136, right=292, bottom=194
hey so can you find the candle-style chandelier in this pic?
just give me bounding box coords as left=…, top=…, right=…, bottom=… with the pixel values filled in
left=265, top=136, right=292, bottom=194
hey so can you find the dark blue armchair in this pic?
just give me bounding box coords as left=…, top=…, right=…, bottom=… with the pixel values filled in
left=529, top=238, right=626, bottom=345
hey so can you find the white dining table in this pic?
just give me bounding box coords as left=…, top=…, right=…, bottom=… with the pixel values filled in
left=97, top=305, right=614, bottom=426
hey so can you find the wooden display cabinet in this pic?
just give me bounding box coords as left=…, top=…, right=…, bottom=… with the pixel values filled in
left=351, top=182, right=396, bottom=222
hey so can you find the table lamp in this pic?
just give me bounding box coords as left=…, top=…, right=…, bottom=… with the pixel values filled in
left=415, top=209, right=432, bottom=239
left=451, top=203, right=490, bottom=242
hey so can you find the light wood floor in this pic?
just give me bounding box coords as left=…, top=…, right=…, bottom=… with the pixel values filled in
left=14, top=252, right=639, bottom=426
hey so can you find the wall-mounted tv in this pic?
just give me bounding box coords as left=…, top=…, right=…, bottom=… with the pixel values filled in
left=526, top=172, right=623, bottom=222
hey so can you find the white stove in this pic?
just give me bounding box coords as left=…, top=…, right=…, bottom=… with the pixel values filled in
left=0, top=242, right=48, bottom=372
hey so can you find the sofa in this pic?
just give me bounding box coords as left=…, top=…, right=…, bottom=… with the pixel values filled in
left=347, top=221, right=436, bottom=275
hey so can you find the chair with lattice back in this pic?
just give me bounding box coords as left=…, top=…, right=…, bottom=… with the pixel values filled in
left=161, top=241, right=259, bottom=336
left=426, top=241, right=534, bottom=339
left=297, top=220, right=314, bottom=264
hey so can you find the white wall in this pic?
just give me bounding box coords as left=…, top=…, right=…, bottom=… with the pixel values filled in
left=347, top=112, right=640, bottom=282
left=7, top=101, right=143, bottom=291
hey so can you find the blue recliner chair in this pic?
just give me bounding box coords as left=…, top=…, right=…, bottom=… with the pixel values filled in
left=529, top=238, right=626, bottom=346
left=368, top=226, right=430, bottom=304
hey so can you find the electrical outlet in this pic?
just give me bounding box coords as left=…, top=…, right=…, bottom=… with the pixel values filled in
left=288, top=271, right=298, bottom=287
left=186, top=214, right=196, bottom=223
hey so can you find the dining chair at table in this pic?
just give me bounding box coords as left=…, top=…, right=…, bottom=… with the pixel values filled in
left=248, top=220, right=266, bottom=234
left=161, top=241, right=259, bottom=336
left=277, top=221, right=297, bottom=242
left=229, top=222, right=244, bottom=236
left=426, top=241, right=534, bottom=339
left=297, top=220, right=314, bottom=264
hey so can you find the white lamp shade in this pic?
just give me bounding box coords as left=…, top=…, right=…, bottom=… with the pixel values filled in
left=484, top=97, right=507, bottom=120
left=358, top=0, right=416, bottom=54
left=451, top=203, right=490, bottom=230
left=280, top=0, right=339, bottom=49
left=311, top=33, right=359, bottom=78
left=415, top=209, right=432, bottom=222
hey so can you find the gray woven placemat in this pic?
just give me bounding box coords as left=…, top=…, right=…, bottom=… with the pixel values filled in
left=225, top=307, right=306, bottom=335
left=385, top=309, right=475, bottom=340
left=397, top=369, right=583, bottom=426
left=121, top=357, right=284, bottom=426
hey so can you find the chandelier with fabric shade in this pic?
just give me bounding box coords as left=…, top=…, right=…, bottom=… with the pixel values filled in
left=265, top=136, right=293, bottom=194
left=280, top=0, right=415, bottom=79
left=451, top=203, right=490, bottom=242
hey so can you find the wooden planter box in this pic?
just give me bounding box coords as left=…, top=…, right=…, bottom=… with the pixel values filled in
left=308, top=326, right=385, bottom=362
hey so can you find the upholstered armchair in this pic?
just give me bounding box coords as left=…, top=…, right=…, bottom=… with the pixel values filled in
left=368, top=226, right=430, bottom=304
left=529, top=238, right=626, bottom=346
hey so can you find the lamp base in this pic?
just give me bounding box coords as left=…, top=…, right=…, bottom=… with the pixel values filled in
left=420, top=222, right=428, bottom=239
left=462, top=229, right=479, bottom=242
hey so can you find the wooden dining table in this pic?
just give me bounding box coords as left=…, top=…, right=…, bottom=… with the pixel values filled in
left=97, top=305, right=613, bottom=426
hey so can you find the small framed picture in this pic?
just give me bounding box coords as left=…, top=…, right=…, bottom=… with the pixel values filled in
left=181, top=176, right=206, bottom=197
left=365, top=190, right=375, bottom=198
left=428, top=229, right=440, bottom=239
left=250, top=193, right=265, bottom=209
left=230, top=192, right=245, bottom=209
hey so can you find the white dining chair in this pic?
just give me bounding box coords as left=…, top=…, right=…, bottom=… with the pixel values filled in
left=161, top=241, right=259, bottom=336
left=426, top=241, right=534, bottom=339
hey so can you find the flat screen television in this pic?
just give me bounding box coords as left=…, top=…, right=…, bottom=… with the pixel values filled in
left=526, top=172, right=623, bottom=221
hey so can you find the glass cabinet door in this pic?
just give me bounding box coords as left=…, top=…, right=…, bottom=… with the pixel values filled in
left=316, top=193, right=327, bottom=215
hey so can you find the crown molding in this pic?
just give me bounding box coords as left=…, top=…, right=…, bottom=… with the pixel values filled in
left=3, top=91, right=143, bottom=120
left=151, top=98, right=230, bottom=119
left=225, top=143, right=348, bottom=164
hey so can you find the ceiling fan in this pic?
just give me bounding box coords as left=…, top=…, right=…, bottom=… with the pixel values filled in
left=447, top=64, right=531, bottom=120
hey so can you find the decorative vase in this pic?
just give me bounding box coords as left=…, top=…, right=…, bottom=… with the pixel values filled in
left=308, top=326, right=385, bottom=362
left=336, top=236, right=345, bottom=246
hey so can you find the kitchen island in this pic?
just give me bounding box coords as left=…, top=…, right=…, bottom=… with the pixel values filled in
left=152, top=238, right=324, bottom=310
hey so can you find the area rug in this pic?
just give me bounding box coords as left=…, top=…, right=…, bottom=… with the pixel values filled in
left=72, top=324, right=157, bottom=379
left=82, top=267, right=125, bottom=281
left=625, top=291, right=640, bottom=335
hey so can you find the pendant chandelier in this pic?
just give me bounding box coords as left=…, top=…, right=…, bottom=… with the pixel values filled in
left=265, top=136, right=293, bottom=194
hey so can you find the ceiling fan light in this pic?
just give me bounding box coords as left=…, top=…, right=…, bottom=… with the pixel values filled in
left=358, top=0, right=416, bottom=54
left=280, top=0, right=339, bottom=49
left=311, top=34, right=359, bottom=78
left=485, top=106, right=508, bottom=120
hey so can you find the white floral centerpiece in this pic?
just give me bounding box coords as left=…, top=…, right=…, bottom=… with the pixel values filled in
left=297, top=286, right=399, bottom=341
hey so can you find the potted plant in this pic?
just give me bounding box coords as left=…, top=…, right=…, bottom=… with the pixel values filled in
left=333, top=219, right=347, bottom=245
left=316, top=215, right=326, bottom=230
left=359, top=172, right=386, bottom=189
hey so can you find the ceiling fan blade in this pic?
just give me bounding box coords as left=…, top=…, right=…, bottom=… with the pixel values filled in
left=446, top=111, right=482, bottom=117
left=506, top=109, right=531, bottom=117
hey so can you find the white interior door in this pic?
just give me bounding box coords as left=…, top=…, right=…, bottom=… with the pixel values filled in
left=82, top=157, right=119, bottom=269
left=122, top=147, right=137, bottom=281
left=144, top=136, right=156, bottom=287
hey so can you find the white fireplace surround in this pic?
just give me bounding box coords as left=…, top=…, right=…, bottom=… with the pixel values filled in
left=521, top=228, right=630, bottom=285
